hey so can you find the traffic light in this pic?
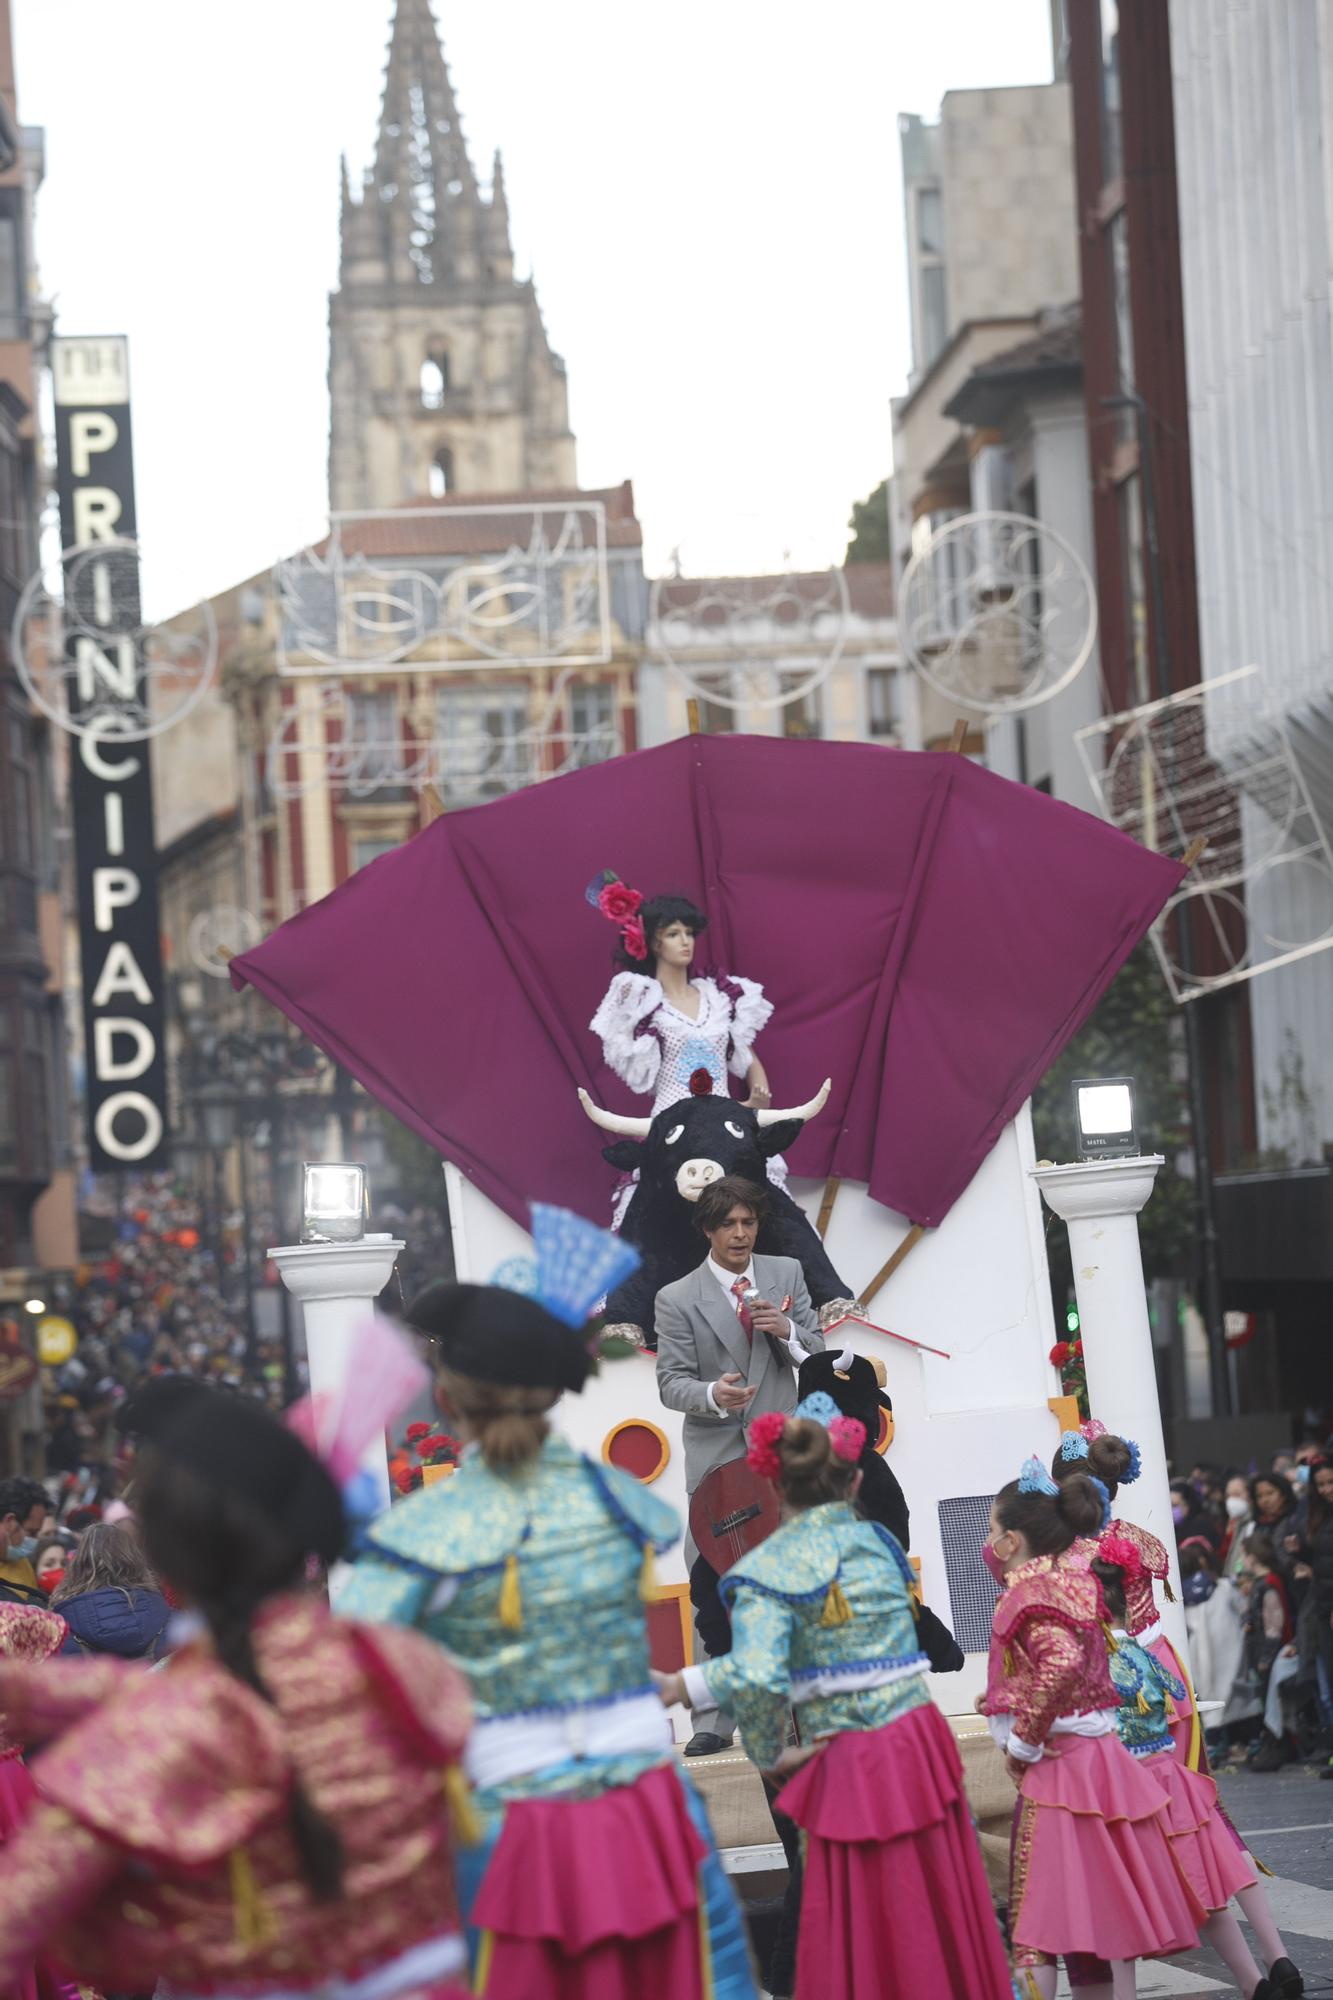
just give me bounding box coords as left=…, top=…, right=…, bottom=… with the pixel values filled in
left=1065, top=1303, right=1080, bottom=1336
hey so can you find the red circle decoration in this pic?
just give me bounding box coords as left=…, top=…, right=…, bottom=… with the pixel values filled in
left=602, top=1419, right=670, bottom=1485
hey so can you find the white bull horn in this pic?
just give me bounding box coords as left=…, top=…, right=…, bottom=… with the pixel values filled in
left=755, top=1077, right=833, bottom=1128
left=577, top=1088, right=652, bottom=1139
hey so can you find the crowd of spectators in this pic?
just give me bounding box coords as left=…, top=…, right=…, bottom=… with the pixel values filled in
left=1172, top=1442, right=1333, bottom=1778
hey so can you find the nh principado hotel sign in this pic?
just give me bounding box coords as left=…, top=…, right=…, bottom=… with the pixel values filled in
left=50, top=335, right=169, bottom=1170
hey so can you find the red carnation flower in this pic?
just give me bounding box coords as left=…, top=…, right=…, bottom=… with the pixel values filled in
left=414, top=1436, right=437, bottom=1458
left=597, top=881, right=643, bottom=924
left=689, top=1067, right=713, bottom=1097
left=746, top=1410, right=787, bottom=1481
left=620, top=915, right=648, bottom=961
left=393, top=1467, right=418, bottom=1495
left=1049, top=1341, right=1071, bottom=1367
left=1072, top=1340, right=1084, bottom=1358
left=405, top=1420, right=431, bottom=1442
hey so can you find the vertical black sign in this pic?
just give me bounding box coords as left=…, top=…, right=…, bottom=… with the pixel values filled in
left=51, top=336, right=168, bottom=1170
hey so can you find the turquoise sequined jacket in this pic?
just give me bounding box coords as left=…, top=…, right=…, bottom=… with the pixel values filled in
left=701, top=1501, right=931, bottom=1768
left=1109, top=1629, right=1187, bottom=1758
left=339, top=1434, right=680, bottom=1804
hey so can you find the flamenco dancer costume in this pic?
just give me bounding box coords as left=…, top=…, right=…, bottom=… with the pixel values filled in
left=0, top=1593, right=472, bottom=2000
left=981, top=1548, right=1206, bottom=1971
left=681, top=1397, right=1011, bottom=2000
left=0, top=1604, right=78, bottom=2000
left=344, top=1435, right=755, bottom=2000
left=341, top=1204, right=755, bottom=2000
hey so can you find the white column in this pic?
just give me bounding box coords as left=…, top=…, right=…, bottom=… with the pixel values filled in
left=1030, top=1157, right=1187, bottom=1662
left=268, top=1233, right=405, bottom=1509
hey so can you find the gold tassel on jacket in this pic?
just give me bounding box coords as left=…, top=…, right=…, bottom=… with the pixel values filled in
left=498, top=1551, right=523, bottom=1631
left=1164, top=1578, right=1177, bottom=1603
left=639, top=1542, right=658, bottom=1603
left=820, top=1578, right=853, bottom=1626
left=1136, top=1688, right=1151, bottom=1716
left=1003, top=1645, right=1016, bottom=1677
left=443, top=1762, right=483, bottom=1847
left=1101, top=1621, right=1120, bottom=1654
left=228, top=1845, right=278, bottom=1950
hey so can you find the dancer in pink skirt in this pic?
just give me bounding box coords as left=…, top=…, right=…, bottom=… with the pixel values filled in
left=1092, top=1530, right=1282, bottom=1998
left=0, top=1603, right=78, bottom=2000
left=1053, top=1428, right=1304, bottom=1999
left=980, top=1456, right=1206, bottom=1999
left=654, top=1393, right=1012, bottom=2000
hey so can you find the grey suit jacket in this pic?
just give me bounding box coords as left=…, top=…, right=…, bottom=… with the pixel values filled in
left=655, top=1252, right=825, bottom=1496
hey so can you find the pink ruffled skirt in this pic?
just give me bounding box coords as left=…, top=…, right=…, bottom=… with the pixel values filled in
left=471, top=1762, right=709, bottom=2000
left=775, top=1700, right=1012, bottom=2000
left=1009, top=1732, right=1206, bottom=1963
left=1144, top=1752, right=1255, bottom=1911
left=1147, top=1632, right=1199, bottom=1764
left=0, top=1753, right=79, bottom=2000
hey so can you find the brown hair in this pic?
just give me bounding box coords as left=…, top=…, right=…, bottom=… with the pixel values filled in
left=994, top=1471, right=1106, bottom=1556
left=773, top=1417, right=858, bottom=1511
left=695, top=1175, right=768, bottom=1236
left=435, top=1367, right=559, bottom=1470
left=51, top=1520, right=157, bottom=1609
left=1050, top=1432, right=1133, bottom=1502
left=1090, top=1554, right=1128, bottom=1624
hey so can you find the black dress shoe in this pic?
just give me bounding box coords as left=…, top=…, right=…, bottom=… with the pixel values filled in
left=1270, top=1957, right=1304, bottom=1997
left=683, top=1730, right=731, bottom=1756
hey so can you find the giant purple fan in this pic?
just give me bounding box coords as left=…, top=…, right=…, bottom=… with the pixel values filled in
left=231, top=734, right=1185, bottom=1231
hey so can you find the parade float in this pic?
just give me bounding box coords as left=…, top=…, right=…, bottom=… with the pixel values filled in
left=233, top=728, right=1186, bottom=1721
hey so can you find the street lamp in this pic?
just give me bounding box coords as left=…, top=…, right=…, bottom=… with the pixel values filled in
left=301, top=1162, right=368, bottom=1244
left=1072, top=1077, right=1138, bottom=1161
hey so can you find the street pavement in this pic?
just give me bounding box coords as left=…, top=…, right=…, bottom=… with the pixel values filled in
left=1057, top=1763, right=1333, bottom=1996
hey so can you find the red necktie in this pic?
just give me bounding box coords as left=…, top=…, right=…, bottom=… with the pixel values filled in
left=731, top=1278, right=753, bottom=1341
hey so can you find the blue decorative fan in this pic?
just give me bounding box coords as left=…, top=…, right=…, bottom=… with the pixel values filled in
left=528, top=1203, right=641, bottom=1328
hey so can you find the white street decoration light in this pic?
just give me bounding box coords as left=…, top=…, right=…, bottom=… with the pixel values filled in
left=1071, top=1077, right=1138, bottom=1161
left=898, top=510, right=1096, bottom=714
left=12, top=535, right=218, bottom=743
left=648, top=563, right=850, bottom=716
left=301, top=1162, right=369, bottom=1245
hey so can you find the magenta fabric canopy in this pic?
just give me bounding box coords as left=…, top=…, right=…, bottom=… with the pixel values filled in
left=231, top=734, right=1184, bottom=1230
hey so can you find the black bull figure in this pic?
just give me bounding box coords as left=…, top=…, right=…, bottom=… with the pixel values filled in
left=577, top=1080, right=855, bottom=1345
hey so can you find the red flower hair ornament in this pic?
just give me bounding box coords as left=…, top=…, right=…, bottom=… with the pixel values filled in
left=746, top=1410, right=787, bottom=1480
left=586, top=868, right=648, bottom=959
left=828, top=1415, right=866, bottom=1464
left=1096, top=1529, right=1143, bottom=1578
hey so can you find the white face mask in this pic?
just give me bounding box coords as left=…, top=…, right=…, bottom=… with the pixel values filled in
left=1225, top=1495, right=1249, bottom=1520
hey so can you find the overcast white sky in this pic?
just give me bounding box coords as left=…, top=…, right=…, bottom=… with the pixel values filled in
left=13, top=0, right=1053, bottom=615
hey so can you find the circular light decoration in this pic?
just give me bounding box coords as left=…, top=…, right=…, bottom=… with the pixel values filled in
left=602, top=1418, right=670, bottom=1485
left=188, top=905, right=263, bottom=978
left=13, top=535, right=218, bottom=743
left=36, top=1316, right=78, bottom=1366
left=648, top=564, right=850, bottom=716
left=898, top=510, right=1096, bottom=714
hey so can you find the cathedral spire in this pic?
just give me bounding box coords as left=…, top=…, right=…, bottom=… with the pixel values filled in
left=485, top=147, right=513, bottom=279
left=371, top=0, right=481, bottom=285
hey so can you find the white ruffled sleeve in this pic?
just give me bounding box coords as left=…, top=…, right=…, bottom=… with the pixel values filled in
left=717, top=973, right=774, bottom=1079
left=590, top=974, right=664, bottom=1096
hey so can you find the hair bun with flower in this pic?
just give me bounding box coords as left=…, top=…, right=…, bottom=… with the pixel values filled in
left=1120, top=1439, right=1143, bottom=1485
left=827, top=1415, right=866, bottom=1464
left=1060, top=1431, right=1090, bottom=1462
left=746, top=1410, right=787, bottom=1481
left=1097, top=1529, right=1144, bottom=1577
left=1080, top=1418, right=1108, bottom=1442
left=586, top=868, right=647, bottom=959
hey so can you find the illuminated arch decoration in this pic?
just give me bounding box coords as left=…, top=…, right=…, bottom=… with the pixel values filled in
left=601, top=1417, right=670, bottom=1485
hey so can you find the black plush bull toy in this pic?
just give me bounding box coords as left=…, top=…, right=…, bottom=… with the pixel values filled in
left=578, top=1069, right=854, bottom=1346
left=797, top=1344, right=965, bottom=1675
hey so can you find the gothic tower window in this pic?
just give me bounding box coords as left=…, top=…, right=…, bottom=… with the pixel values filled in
left=428, top=446, right=455, bottom=497
left=420, top=354, right=449, bottom=409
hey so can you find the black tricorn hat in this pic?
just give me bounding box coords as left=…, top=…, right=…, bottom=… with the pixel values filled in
left=408, top=1280, right=595, bottom=1392
left=136, top=1383, right=346, bottom=1565
left=797, top=1347, right=892, bottom=1438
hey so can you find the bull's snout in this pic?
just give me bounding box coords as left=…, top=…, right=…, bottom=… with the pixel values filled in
left=675, top=1157, right=724, bottom=1202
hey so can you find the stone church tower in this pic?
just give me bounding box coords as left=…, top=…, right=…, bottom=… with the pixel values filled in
left=329, top=0, right=578, bottom=511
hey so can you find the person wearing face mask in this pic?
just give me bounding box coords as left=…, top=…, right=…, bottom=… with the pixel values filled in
left=979, top=1457, right=1207, bottom=2000
left=1222, top=1476, right=1255, bottom=1579
left=0, top=1480, right=50, bottom=1609
left=30, top=1535, right=73, bottom=1598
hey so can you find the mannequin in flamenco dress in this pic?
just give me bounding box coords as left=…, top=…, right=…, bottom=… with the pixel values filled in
left=979, top=1457, right=1208, bottom=1999
left=652, top=1393, right=1012, bottom=2000
left=1052, top=1426, right=1304, bottom=2000
left=588, top=881, right=786, bottom=1222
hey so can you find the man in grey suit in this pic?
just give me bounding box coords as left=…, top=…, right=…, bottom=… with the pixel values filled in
left=656, top=1174, right=824, bottom=1752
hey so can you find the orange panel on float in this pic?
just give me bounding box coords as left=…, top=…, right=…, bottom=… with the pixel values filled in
left=602, top=1418, right=670, bottom=1484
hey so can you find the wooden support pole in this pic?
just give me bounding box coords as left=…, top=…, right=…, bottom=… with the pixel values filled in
left=859, top=1223, right=926, bottom=1308
left=814, top=1176, right=841, bottom=1240
left=686, top=698, right=702, bottom=736
left=1181, top=835, right=1207, bottom=870
left=948, top=717, right=969, bottom=754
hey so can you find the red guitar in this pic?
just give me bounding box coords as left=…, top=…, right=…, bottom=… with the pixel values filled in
left=689, top=1456, right=781, bottom=1574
